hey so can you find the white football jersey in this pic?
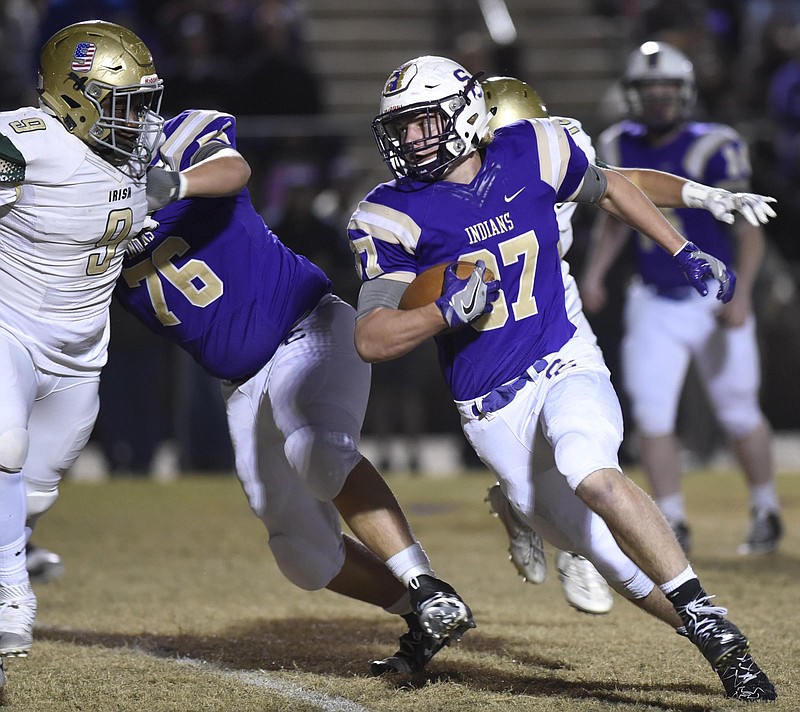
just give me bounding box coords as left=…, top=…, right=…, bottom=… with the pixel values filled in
left=551, top=116, right=596, bottom=257
left=0, top=107, right=148, bottom=375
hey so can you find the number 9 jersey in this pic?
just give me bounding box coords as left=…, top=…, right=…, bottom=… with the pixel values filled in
left=0, top=107, right=148, bottom=376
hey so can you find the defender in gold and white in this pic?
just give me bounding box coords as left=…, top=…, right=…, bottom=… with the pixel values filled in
left=0, top=20, right=163, bottom=665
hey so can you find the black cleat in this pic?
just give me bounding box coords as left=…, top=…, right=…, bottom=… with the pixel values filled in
left=408, top=574, right=475, bottom=641
left=678, top=596, right=749, bottom=671
left=738, top=509, right=783, bottom=555
left=370, top=615, right=449, bottom=675
left=718, top=652, right=777, bottom=700
left=670, top=520, right=692, bottom=554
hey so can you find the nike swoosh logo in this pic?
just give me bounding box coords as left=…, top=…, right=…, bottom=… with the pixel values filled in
left=504, top=187, right=525, bottom=202
left=463, top=279, right=480, bottom=313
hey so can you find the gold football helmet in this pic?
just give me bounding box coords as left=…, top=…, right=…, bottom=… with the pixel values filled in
left=38, top=20, right=164, bottom=174
left=482, top=76, right=548, bottom=132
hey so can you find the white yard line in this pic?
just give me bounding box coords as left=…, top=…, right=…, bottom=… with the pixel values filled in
left=170, top=656, right=377, bottom=712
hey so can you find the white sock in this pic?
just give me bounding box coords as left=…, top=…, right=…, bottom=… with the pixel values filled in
left=385, top=542, right=433, bottom=587
left=749, top=482, right=780, bottom=513
left=0, top=534, right=29, bottom=588
left=658, top=565, right=696, bottom=596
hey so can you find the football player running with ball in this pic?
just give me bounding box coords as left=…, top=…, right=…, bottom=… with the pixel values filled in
left=0, top=21, right=164, bottom=685
left=348, top=55, right=776, bottom=701
left=480, top=76, right=778, bottom=616
left=115, top=107, right=474, bottom=676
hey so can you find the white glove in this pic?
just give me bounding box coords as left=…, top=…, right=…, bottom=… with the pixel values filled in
left=681, top=180, right=777, bottom=226
left=146, top=166, right=187, bottom=212
left=126, top=217, right=160, bottom=257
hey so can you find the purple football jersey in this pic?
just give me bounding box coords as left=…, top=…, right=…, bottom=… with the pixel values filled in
left=349, top=119, right=588, bottom=400
left=598, top=120, right=750, bottom=289
left=115, top=110, right=331, bottom=380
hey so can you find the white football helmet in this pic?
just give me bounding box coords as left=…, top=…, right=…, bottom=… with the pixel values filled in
left=372, top=56, right=491, bottom=181
left=38, top=20, right=164, bottom=176
left=623, top=41, right=695, bottom=130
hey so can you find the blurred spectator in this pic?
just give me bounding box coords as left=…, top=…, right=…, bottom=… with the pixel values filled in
left=0, top=0, right=45, bottom=109
left=155, top=8, right=232, bottom=115
left=226, top=0, right=323, bottom=116
left=270, top=161, right=358, bottom=304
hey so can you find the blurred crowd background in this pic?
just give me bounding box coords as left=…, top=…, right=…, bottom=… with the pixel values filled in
left=4, top=0, right=800, bottom=476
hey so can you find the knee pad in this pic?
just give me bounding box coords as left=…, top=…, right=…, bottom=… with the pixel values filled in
left=268, top=532, right=344, bottom=591
left=284, top=425, right=362, bottom=501
left=0, top=427, right=28, bottom=474
left=716, top=401, right=763, bottom=439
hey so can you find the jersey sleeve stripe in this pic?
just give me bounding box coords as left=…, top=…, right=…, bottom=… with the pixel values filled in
left=683, top=126, right=749, bottom=182
left=348, top=201, right=421, bottom=253
left=160, top=110, right=234, bottom=170
left=531, top=119, right=573, bottom=192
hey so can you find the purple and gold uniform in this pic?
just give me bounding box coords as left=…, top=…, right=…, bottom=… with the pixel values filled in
left=116, top=110, right=331, bottom=381
left=598, top=119, right=765, bottom=441
left=349, top=119, right=587, bottom=401
left=116, top=110, right=373, bottom=590
left=599, top=121, right=748, bottom=291
left=351, top=120, right=657, bottom=599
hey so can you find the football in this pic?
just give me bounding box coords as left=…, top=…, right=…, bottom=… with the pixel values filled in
left=398, top=260, right=496, bottom=310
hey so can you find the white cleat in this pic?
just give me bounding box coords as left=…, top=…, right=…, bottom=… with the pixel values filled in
left=0, top=583, right=36, bottom=657
left=486, top=484, right=547, bottom=584
left=556, top=551, right=613, bottom=615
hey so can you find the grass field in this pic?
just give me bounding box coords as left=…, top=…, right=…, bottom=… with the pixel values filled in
left=1, top=467, right=797, bottom=711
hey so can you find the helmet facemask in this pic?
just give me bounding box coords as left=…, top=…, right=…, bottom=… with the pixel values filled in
left=88, top=80, right=164, bottom=175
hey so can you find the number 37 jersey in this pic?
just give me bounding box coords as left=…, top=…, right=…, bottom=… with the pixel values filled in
left=0, top=108, right=148, bottom=376
left=348, top=119, right=589, bottom=401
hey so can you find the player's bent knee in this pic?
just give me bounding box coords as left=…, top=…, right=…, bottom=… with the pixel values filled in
left=269, top=533, right=344, bottom=590
left=554, top=422, right=622, bottom=491
left=284, top=426, right=362, bottom=501
left=0, top=427, right=29, bottom=474
left=718, top=407, right=763, bottom=440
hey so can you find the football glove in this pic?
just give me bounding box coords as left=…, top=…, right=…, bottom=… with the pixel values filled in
left=435, top=260, right=500, bottom=328
left=146, top=166, right=187, bottom=212
left=125, top=217, right=160, bottom=257
left=680, top=181, right=777, bottom=226
left=673, top=241, right=737, bottom=303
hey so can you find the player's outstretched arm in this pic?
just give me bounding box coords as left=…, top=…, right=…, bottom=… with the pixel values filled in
left=597, top=169, right=736, bottom=303
left=146, top=148, right=251, bottom=212
left=614, top=167, right=776, bottom=226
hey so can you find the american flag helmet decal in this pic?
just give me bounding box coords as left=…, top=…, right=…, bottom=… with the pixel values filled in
left=71, top=42, right=96, bottom=72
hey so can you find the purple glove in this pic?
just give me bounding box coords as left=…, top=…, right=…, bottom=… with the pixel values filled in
left=435, top=260, right=501, bottom=328
left=673, top=241, right=737, bottom=303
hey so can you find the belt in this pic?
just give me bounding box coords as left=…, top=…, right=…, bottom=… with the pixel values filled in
left=651, top=284, right=695, bottom=300
left=472, top=358, right=548, bottom=416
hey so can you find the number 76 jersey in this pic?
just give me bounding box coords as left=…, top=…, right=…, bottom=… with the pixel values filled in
left=0, top=107, right=148, bottom=376
left=348, top=119, right=589, bottom=401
